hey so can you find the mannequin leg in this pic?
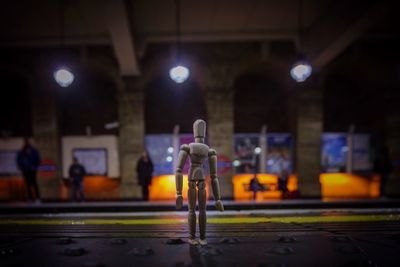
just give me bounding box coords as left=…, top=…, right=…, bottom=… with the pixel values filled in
left=198, top=180, right=207, bottom=245
left=188, top=180, right=197, bottom=244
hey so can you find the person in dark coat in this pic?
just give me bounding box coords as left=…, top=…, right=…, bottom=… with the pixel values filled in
left=16, top=138, right=41, bottom=202
left=68, top=157, right=86, bottom=202
left=374, top=146, right=393, bottom=197
left=136, top=150, right=154, bottom=201
left=245, top=164, right=262, bottom=200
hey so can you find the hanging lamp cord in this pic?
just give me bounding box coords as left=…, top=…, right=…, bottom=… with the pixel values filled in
left=175, top=0, right=181, bottom=63
left=298, top=0, right=303, bottom=54
left=59, top=0, right=65, bottom=47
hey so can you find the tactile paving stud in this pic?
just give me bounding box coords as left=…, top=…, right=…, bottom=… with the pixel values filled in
left=128, top=248, right=154, bottom=256
left=82, top=263, right=107, bottom=267
left=56, top=237, right=74, bottom=245
left=258, top=263, right=286, bottom=267
left=340, top=259, right=376, bottom=267
left=62, top=247, right=87, bottom=256
left=172, top=262, right=192, bottom=267
left=276, top=235, right=297, bottom=243
left=334, top=245, right=362, bottom=254
left=0, top=248, right=20, bottom=256
left=220, top=238, right=240, bottom=244
left=0, top=238, right=16, bottom=246
left=384, top=233, right=400, bottom=242
left=166, top=238, right=185, bottom=245
left=199, top=246, right=223, bottom=256
left=109, top=238, right=127, bottom=245
left=266, top=246, right=294, bottom=255
left=331, top=235, right=352, bottom=243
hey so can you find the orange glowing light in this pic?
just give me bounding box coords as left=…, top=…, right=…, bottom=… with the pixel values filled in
left=149, top=175, right=210, bottom=201
left=287, top=175, right=298, bottom=192
left=0, top=173, right=382, bottom=201
left=233, top=173, right=290, bottom=200
left=320, top=173, right=380, bottom=199
left=60, top=176, right=120, bottom=200
left=0, top=177, right=25, bottom=200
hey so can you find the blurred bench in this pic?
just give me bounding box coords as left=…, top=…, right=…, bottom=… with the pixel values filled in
left=242, top=182, right=278, bottom=192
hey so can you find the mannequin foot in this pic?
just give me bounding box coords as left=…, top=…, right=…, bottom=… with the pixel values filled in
left=198, top=239, right=208, bottom=246
left=188, top=238, right=199, bottom=245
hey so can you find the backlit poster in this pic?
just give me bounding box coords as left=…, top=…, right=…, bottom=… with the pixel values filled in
left=266, top=134, right=293, bottom=175
left=73, top=148, right=107, bottom=176
left=321, top=133, right=347, bottom=173
left=145, top=134, right=173, bottom=176
left=0, top=151, right=20, bottom=176
left=234, top=134, right=259, bottom=173
left=353, top=134, right=372, bottom=171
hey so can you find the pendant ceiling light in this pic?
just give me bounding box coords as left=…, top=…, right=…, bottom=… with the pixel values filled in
left=54, top=68, right=74, bottom=87
left=290, top=0, right=312, bottom=82
left=54, top=0, right=74, bottom=87
left=169, top=0, right=190, bottom=83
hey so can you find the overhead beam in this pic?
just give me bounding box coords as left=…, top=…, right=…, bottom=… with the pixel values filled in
left=143, top=31, right=296, bottom=43
left=0, top=36, right=110, bottom=48
left=103, top=0, right=140, bottom=76
left=0, top=31, right=298, bottom=49
left=303, top=1, right=391, bottom=69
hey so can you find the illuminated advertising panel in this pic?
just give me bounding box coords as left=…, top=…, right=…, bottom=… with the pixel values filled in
left=145, top=134, right=173, bottom=176
left=72, top=148, right=107, bottom=176
left=321, top=133, right=347, bottom=173
left=234, top=134, right=259, bottom=173
left=266, top=134, right=293, bottom=175
left=0, top=150, right=20, bottom=176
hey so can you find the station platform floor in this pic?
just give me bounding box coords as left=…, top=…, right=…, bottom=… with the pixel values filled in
left=1, top=198, right=400, bottom=214
left=0, top=206, right=400, bottom=267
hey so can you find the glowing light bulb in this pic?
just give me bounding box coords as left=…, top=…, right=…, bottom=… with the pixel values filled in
left=290, top=62, right=312, bottom=82
left=169, top=65, right=190, bottom=83
left=233, top=160, right=241, bottom=167
left=54, top=68, right=74, bottom=87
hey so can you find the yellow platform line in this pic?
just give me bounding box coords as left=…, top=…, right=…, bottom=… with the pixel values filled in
left=0, top=214, right=399, bottom=225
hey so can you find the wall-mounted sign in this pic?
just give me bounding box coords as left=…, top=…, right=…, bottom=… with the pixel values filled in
left=73, top=148, right=107, bottom=176
left=38, top=159, right=57, bottom=177
left=218, top=154, right=232, bottom=174
left=145, top=134, right=173, bottom=176
left=353, top=134, right=372, bottom=171
left=266, top=133, right=293, bottom=175
left=0, top=150, right=20, bottom=176
left=234, top=134, right=259, bottom=173
left=321, top=133, right=347, bottom=173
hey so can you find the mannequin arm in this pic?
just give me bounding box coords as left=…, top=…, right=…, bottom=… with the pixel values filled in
left=208, top=148, right=224, bottom=211
left=175, top=144, right=189, bottom=209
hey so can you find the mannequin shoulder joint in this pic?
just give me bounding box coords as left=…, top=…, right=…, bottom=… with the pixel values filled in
left=180, top=144, right=190, bottom=153
left=208, top=148, right=217, bottom=157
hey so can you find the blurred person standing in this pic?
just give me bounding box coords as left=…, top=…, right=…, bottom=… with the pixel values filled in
left=136, top=150, right=154, bottom=201
left=16, top=138, right=41, bottom=202
left=277, top=152, right=290, bottom=198
left=246, top=164, right=262, bottom=200
left=278, top=169, right=289, bottom=197
left=374, top=146, right=393, bottom=198
left=68, top=157, right=86, bottom=202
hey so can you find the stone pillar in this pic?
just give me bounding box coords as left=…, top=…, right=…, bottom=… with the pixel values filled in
left=118, top=77, right=144, bottom=199
left=385, top=116, right=400, bottom=196
left=295, top=79, right=323, bottom=198
left=31, top=75, right=61, bottom=200
left=206, top=88, right=234, bottom=199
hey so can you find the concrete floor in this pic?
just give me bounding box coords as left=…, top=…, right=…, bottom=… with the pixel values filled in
left=1, top=198, right=400, bottom=213
left=0, top=208, right=400, bottom=267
